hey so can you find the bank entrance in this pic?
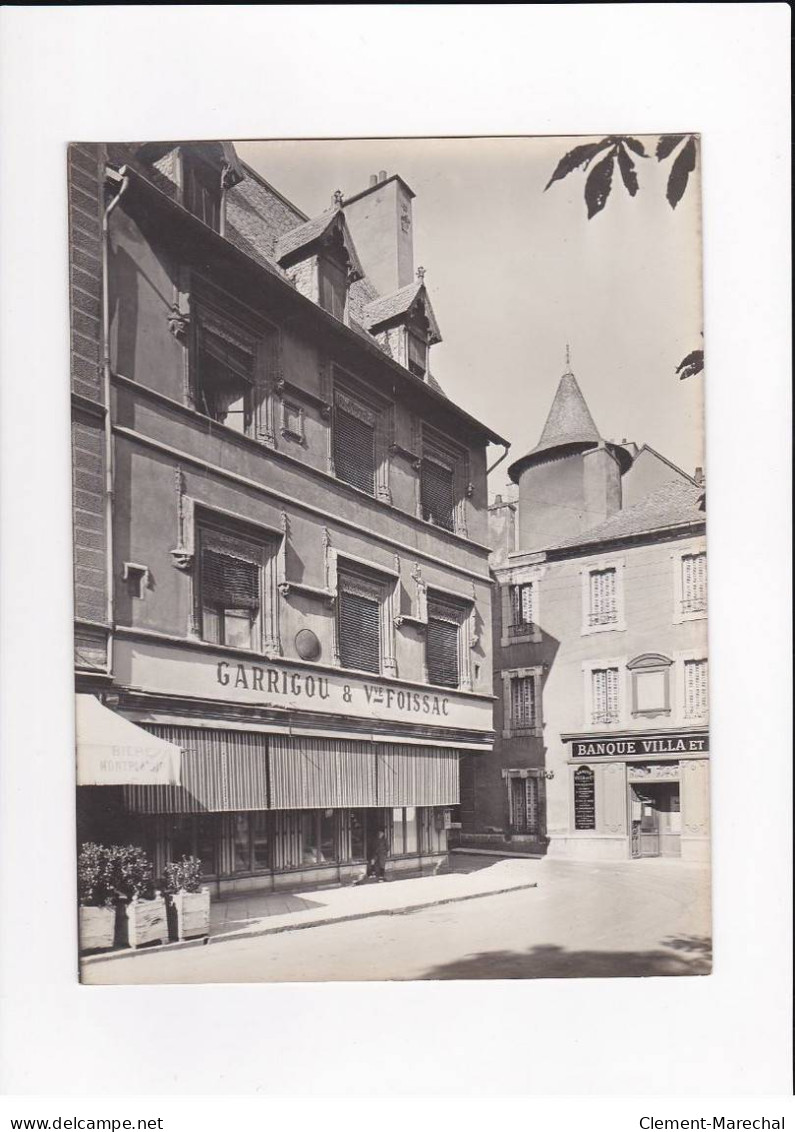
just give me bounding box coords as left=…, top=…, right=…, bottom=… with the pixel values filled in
left=629, top=780, right=681, bottom=858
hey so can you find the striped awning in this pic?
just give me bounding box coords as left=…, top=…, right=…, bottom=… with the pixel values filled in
left=76, top=696, right=181, bottom=786
left=123, top=727, right=460, bottom=813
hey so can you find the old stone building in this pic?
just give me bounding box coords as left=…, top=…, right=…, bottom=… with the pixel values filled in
left=459, top=365, right=709, bottom=861
left=70, top=142, right=508, bottom=893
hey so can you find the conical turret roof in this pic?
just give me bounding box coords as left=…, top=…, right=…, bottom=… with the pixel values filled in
left=508, top=367, right=631, bottom=482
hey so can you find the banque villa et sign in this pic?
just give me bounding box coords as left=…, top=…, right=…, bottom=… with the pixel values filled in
left=572, top=732, right=709, bottom=758
left=115, top=639, right=492, bottom=734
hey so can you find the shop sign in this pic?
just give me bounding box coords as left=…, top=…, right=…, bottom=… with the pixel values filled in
left=573, top=766, right=596, bottom=830
left=115, top=638, right=493, bottom=735
left=571, top=732, right=708, bottom=758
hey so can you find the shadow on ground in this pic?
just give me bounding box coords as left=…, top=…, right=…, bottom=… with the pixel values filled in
left=419, top=934, right=712, bottom=980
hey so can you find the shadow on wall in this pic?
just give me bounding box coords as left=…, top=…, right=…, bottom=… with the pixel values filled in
left=420, top=934, right=712, bottom=980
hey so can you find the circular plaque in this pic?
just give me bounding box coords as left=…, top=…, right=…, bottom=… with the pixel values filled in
left=294, top=628, right=321, bottom=661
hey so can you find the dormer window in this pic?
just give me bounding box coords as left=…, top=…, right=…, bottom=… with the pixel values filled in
left=182, top=154, right=222, bottom=232
left=318, top=255, right=348, bottom=320
left=407, top=331, right=428, bottom=379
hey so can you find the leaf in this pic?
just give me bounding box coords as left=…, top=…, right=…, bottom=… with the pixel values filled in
left=617, top=145, right=639, bottom=196
left=666, top=135, right=698, bottom=208
left=676, top=349, right=704, bottom=380
left=656, top=134, right=687, bottom=161
left=544, top=139, right=612, bottom=190
left=584, top=150, right=616, bottom=218
left=622, top=137, right=647, bottom=158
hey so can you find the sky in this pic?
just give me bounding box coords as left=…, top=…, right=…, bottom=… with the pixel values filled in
left=237, top=136, right=704, bottom=495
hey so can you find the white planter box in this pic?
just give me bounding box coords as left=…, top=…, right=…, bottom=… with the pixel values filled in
left=79, top=904, right=116, bottom=953
left=124, top=895, right=168, bottom=949
left=168, top=888, right=211, bottom=941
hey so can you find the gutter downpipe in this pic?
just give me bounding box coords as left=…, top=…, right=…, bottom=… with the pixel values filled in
left=101, top=166, right=130, bottom=680
left=487, top=442, right=511, bottom=477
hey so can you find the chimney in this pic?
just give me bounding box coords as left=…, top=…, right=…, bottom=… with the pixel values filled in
left=342, top=172, right=416, bottom=295
left=694, top=466, right=704, bottom=485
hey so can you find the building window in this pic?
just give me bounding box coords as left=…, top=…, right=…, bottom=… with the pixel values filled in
left=510, top=582, right=534, bottom=635
left=681, top=552, right=707, bottom=615
left=407, top=331, right=427, bottom=379
left=588, top=568, right=618, bottom=627
left=509, top=776, right=540, bottom=834
left=194, top=317, right=255, bottom=433
left=426, top=596, right=464, bottom=688
left=338, top=570, right=382, bottom=674
left=333, top=390, right=377, bottom=495
left=420, top=455, right=455, bottom=531
left=684, top=659, right=709, bottom=719
left=591, top=667, right=620, bottom=725
left=183, top=155, right=222, bottom=232
left=318, top=257, right=348, bottom=320
left=391, top=807, right=419, bottom=854
left=628, top=653, right=673, bottom=717
left=301, top=810, right=337, bottom=865
left=511, top=674, right=537, bottom=730
left=198, top=525, right=267, bottom=650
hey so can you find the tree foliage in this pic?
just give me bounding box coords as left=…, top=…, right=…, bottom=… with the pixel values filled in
left=545, top=133, right=703, bottom=378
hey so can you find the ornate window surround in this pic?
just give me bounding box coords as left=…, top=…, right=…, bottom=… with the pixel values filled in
left=419, top=423, right=471, bottom=537
left=169, top=272, right=281, bottom=448
left=426, top=586, right=476, bottom=692
left=325, top=537, right=399, bottom=676
left=170, top=470, right=284, bottom=656
left=330, top=366, right=394, bottom=504
left=627, top=652, right=673, bottom=719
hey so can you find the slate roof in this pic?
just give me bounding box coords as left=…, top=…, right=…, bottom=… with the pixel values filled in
left=361, top=281, right=442, bottom=344
left=548, top=479, right=706, bottom=552
left=533, top=371, right=601, bottom=452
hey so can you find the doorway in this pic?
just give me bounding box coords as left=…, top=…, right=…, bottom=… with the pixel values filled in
left=630, top=782, right=681, bottom=858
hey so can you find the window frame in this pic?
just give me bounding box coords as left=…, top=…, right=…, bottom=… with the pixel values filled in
left=330, top=372, right=392, bottom=504
left=580, top=557, right=626, bottom=636
left=499, top=569, right=542, bottom=646
left=582, top=656, right=628, bottom=729
left=332, top=555, right=399, bottom=677
left=627, top=653, right=673, bottom=719
left=501, top=666, right=543, bottom=738
left=419, top=424, right=470, bottom=537
left=674, top=650, right=710, bottom=722
left=504, top=770, right=543, bottom=835
left=673, top=544, right=708, bottom=624
left=179, top=150, right=223, bottom=233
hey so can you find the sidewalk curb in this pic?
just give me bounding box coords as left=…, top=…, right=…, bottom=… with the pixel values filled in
left=81, top=881, right=539, bottom=966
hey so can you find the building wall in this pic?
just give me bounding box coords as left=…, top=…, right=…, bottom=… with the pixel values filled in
left=622, top=447, right=695, bottom=508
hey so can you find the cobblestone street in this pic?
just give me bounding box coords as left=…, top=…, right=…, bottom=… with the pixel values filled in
left=83, top=855, right=711, bottom=984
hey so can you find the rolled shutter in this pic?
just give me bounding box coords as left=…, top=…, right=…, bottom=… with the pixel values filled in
left=338, top=588, right=380, bottom=673
left=421, top=458, right=455, bottom=531
left=334, top=406, right=375, bottom=494
left=427, top=618, right=460, bottom=688
left=201, top=548, right=259, bottom=610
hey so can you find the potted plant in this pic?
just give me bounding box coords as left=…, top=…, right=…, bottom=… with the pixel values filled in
left=110, top=844, right=168, bottom=949
left=162, top=856, right=211, bottom=942
left=77, top=842, right=117, bottom=952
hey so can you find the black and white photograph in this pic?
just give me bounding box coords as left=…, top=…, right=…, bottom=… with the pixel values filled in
left=71, top=134, right=710, bottom=985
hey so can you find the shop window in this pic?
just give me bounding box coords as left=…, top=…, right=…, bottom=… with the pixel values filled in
left=198, top=525, right=267, bottom=651
left=338, top=570, right=383, bottom=674
left=508, top=776, right=540, bottom=834
left=165, top=815, right=219, bottom=878
left=183, top=154, right=222, bottom=232
left=251, top=812, right=270, bottom=870
left=681, top=552, right=707, bottom=615
left=426, top=596, right=464, bottom=688
left=194, top=317, right=255, bottom=433
left=318, top=256, right=348, bottom=320
left=333, top=390, right=377, bottom=495
left=391, top=807, right=419, bottom=855
left=628, top=653, right=673, bottom=717
left=684, top=658, right=709, bottom=719
left=349, top=810, right=366, bottom=860
left=301, top=810, right=338, bottom=865
left=232, top=813, right=251, bottom=873
left=591, top=667, right=620, bottom=725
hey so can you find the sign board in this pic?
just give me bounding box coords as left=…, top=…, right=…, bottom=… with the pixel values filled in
left=114, top=638, right=494, bottom=738
left=571, top=732, right=708, bottom=759
left=573, top=766, right=595, bottom=830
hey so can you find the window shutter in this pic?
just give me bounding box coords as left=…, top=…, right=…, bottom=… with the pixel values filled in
left=590, top=568, right=617, bottom=623
left=511, top=676, right=536, bottom=729
left=338, top=588, right=380, bottom=673
left=421, top=457, right=455, bottom=531
left=682, top=553, right=707, bottom=611
left=334, top=405, right=376, bottom=494
left=525, top=777, right=539, bottom=834
left=201, top=548, right=260, bottom=611
left=592, top=667, right=619, bottom=723
left=685, top=659, right=708, bottom=716
left=427, top=618, right=460, bottom=688
left=512, top=583, right=533, bottom=626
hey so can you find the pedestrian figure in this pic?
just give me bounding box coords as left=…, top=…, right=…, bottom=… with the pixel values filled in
left=371, top=830, right=389, bottom=882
